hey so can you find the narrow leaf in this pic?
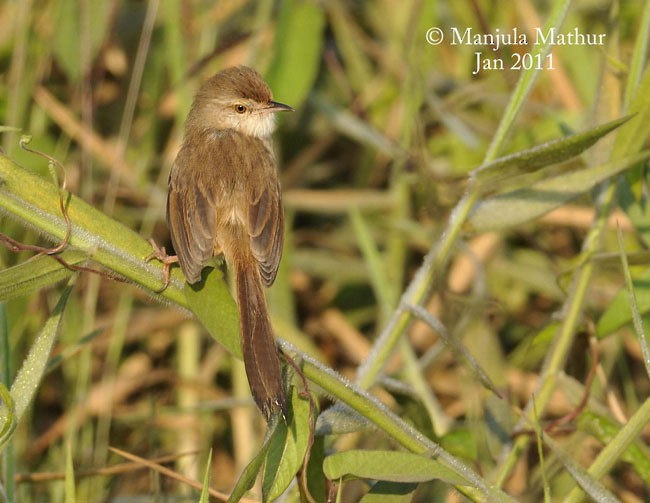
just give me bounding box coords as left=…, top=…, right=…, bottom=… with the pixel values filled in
left=469, top=150, right=650, bottom=231
left=263, top=387, right=314, bottom=501
left=0, top=383, right=15, bottom=452
left=227, top=418, right=280, bottom=503
left=349, top=208, right=395, bottom=320
left=472, top=115, right=632, bottom=187
left=199, top=449, right=213, bottom=503
left=0, top=282, right=73, bottom=453
left=596, top=266, right=650, bottom=338
left=617, top=226, right=650, bottom=378
left=303, top=434, right=326, bottom=503
left=482, top=0, right=571, bottom=161
left=322, top=450, right=469, bottom=485
left=0, top=251, right=87, bottom=302
left=10, top=283, right=72, bottom=419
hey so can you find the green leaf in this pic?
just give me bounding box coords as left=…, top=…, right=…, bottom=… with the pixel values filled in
left=0, top=382, right=15, bottom=452
left=482, top=0, right=571, bottom=162
left=0, top=251, right=87, bottom=302
left=199, top=449, right=213, bottom=503
left=618, top=175, right=650, bottom=247
left=617, top=226, right=650, bottom=377
left=322, top=450, right=469, bottom=485
left=303, top=434, right=326, bottom=503
left=265, top=0, right=325, bottom=108
left=360, top=481, right=417, bottom=502
left=263, top=387, right=314, bottom=501
left=184, top=267, right=240, bottom=358
left=12, top=284, right=72, bottom=417
left=596, top=267, right=650, bottom=338
left=472, top=115, right=632, bottom=189
left=469, top=150, right=650, bottom=231
left=0, top=283, right=72, bottom=450
left=315, top=402, right=369, bottom=435
left=228, top=418, right=280, bottom=503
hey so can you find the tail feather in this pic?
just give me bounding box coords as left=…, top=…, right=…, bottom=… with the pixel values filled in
left=234, top=257, right=286, bottom=420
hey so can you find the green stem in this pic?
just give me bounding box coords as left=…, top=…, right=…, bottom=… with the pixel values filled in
left=0, top=154, right=516, bottom=503
left=0, top=155, right=186, bottom=306
left=288, top=340, right=516, bottom=503
left=354, top=0, right=573, bottom=390
left=355, top=188, right=480, bottom=389
left=493, top=178, right=618, bottom=488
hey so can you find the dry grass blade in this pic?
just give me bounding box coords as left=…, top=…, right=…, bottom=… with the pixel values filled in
left=108, top=446, right=242, bottom=502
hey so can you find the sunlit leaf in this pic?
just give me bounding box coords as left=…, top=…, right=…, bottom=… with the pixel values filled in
left=184, top=267, right=240, bottom=358
left=228, top=418, right=280, bottom=503
left=0, top=383, right=16, bottom=453
left=616, top=227, right=650, bottom=378
left=596, top=267, right=650, bottom=338
left=0, top=251, right=86, bottom=302
left=303, top=434, right=326, bottom=503
left=323, top=450, right=469, bottom=485
left=0, top=283, right=73, bottom=450
left=469, top=150, right=650, bottom=231
left=263, top=387, right=314, bottom=501
left=199, top=449, right=213, bottom=503
left=472, top=115, right=632, bottom=189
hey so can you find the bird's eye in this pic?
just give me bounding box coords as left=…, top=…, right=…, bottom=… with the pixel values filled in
left=235, top=104, right=247, bottom=114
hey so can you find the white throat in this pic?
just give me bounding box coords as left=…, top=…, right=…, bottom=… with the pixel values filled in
left=238, top=112, right=276, bottom=139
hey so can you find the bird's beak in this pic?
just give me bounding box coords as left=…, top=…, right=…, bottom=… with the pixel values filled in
left=268, top=100, right=294, bottom=112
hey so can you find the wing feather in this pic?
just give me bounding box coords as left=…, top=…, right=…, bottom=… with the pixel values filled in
left=247, top=152, right=284, bottom=287
left=167, top=156, right=217, bottom=284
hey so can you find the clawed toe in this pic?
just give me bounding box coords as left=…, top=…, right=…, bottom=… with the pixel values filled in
left=146, top=238, right=179, bottom=292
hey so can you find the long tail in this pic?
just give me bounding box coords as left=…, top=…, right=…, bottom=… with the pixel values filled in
left=233, top=255, right=286, bottom=420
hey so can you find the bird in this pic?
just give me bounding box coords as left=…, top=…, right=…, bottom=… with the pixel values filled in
left=164, top=66, right=293, bottom=420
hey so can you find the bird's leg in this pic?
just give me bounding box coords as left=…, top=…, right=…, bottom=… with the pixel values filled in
left=146, top=238, right=179, bottom=292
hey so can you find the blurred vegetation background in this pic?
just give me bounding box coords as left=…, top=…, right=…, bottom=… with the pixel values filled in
left=1, top=0, right=649, bottom=501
